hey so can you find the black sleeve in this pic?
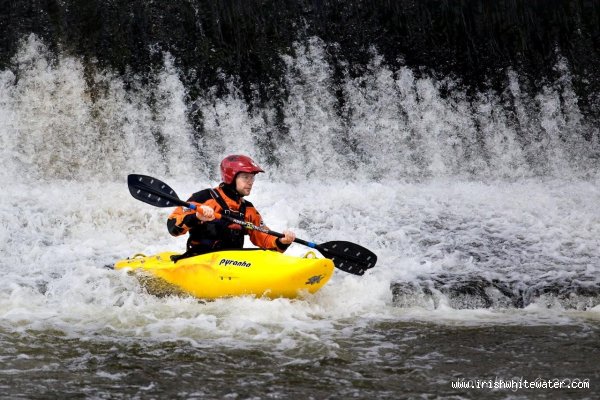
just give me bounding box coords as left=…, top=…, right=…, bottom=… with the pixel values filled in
left=275, top=238, right=291, bottom=251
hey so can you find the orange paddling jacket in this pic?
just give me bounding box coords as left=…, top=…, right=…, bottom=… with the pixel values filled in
left=167, top=184, right=289, bottom=256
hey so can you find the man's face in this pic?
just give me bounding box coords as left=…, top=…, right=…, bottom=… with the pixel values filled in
left=235, top=172, right=256, bottom=196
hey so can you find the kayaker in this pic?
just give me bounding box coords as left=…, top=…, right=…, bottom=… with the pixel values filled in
left=167, top=155, right=296, bottom=258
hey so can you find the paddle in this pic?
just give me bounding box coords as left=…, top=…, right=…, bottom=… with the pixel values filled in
left=127, top=174, right=377, bottom=275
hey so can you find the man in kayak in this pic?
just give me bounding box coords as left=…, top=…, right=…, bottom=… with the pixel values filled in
left=167, top=155, right=296, bottom=257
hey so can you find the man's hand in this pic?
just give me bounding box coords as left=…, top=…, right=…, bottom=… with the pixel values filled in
left=279, top=229, right=296, bottom=245
left=196, top=205, right=215, bottom=221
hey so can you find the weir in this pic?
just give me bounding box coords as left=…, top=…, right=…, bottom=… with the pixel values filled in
left=0, top=2, right=599, bottom=313
left=1, top=35, right=598, bottom=182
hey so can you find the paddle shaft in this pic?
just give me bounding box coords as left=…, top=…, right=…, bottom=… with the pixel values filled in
left=132, top=178, right=319, bottom=248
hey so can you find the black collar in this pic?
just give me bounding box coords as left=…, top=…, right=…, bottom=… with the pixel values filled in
left=219, top=182, right=242, bottom=202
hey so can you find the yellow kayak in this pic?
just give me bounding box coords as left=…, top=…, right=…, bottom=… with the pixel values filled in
left=114, top=249, right=334, bottom=299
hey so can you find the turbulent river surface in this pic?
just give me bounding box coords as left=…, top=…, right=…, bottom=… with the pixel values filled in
left=1, top=32, right=599, bottom=399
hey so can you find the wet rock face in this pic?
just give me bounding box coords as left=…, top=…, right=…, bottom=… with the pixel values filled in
left=391, top=276, right=600, bottom=310
left=2, top=0, right=599, bottom=112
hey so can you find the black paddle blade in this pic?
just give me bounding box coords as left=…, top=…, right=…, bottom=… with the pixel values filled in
left=127, top=174, right=186, bottom=208
left=317, top=241, right=377, bottom=276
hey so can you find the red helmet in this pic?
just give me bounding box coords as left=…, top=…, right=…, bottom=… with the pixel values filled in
left=220, top=155, right=264, bottom=184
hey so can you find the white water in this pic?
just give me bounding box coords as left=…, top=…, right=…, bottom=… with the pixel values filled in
left=1, top=35, right=599, bottom=349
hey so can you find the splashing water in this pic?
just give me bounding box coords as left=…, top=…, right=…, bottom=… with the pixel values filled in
left=1, top=34, right=599, bottom=399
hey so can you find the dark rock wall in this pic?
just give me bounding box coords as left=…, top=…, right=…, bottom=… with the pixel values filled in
left=2, top=0, right=598, bottom=113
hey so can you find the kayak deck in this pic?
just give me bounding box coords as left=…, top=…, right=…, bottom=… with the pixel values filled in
left=114, top=249, right=334, bottom=299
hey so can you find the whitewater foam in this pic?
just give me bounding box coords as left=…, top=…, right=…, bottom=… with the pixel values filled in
left=0, top=36, right=599, bottom=345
